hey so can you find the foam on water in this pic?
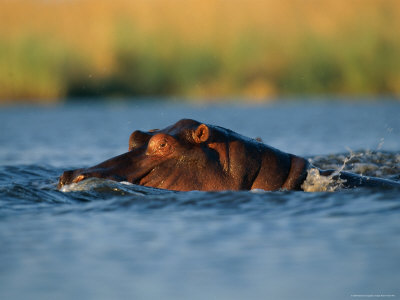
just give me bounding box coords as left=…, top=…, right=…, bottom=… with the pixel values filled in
left=301, top=150, right=400, bottom=191
left=301, top=168, right=344, bottom=192
left=59, top=178, right=128, bottom=193
left=301, top=150, right=358, bottom=192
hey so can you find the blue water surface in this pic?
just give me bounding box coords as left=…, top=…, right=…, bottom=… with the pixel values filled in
left=0, top=100, right=399, bottom=300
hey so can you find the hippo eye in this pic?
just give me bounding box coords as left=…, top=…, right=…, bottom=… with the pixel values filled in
left=147, top=134, right=174, bottom=156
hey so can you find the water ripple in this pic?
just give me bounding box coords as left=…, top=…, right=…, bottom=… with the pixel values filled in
left=0, top=150, right=399, bottom=219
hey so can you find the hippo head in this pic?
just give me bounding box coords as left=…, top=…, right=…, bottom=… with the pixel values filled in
left=58, top=119, right=309, bottom=191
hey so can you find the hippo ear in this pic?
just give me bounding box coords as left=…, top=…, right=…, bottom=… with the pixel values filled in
left=193, top=124, right=210, bottom=143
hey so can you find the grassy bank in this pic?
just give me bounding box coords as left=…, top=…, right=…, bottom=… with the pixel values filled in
left=1, top=0, right=400, bottom=103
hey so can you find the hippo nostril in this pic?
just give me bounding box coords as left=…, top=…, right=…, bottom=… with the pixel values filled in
left=58, top=170, right=73, bottom=189
left=72, top=174, right=86, bottom=183
left=57, top=170, right=86, bottom=189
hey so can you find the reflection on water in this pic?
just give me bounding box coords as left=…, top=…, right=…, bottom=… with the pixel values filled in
left=0, top=101, right=400, bottom=300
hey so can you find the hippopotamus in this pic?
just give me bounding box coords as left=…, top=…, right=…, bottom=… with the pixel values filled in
left=58, top=119, right=400, bottom=191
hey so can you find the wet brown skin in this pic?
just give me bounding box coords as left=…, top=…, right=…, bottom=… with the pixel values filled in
left=58, top=119, right=309, bottom=191
left=58, top=119, right=400, bottom=191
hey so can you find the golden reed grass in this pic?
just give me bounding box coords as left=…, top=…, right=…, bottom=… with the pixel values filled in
left=0, top=0, right=399, bottom=102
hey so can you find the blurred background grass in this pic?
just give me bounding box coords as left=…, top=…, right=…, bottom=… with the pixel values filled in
left=1, top=0, right=400, bottom=103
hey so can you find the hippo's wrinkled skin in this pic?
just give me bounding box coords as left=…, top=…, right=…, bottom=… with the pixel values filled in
left=58, top=119, right=400, bottom=191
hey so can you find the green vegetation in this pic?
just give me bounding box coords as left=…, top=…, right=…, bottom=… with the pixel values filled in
left=1, top=0, right=400, bottom=103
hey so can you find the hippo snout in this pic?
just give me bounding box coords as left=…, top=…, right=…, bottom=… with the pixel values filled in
left=58, top=169, right=86, bottom=189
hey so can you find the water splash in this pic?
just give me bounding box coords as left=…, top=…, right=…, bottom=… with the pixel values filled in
left=301, top=168, right=345, bottom=192
left=60, top=178, right=107, bottom=192
left=310, top=150, right=400, bottom=180
left=302, top=149, right=360, bottom=192
left=377, top=137, right=385, bottom=150
left=59, top=178, right=143, bottom=196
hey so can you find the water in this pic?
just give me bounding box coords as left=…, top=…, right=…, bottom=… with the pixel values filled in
left=1, top=100, right=400, bottom=300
